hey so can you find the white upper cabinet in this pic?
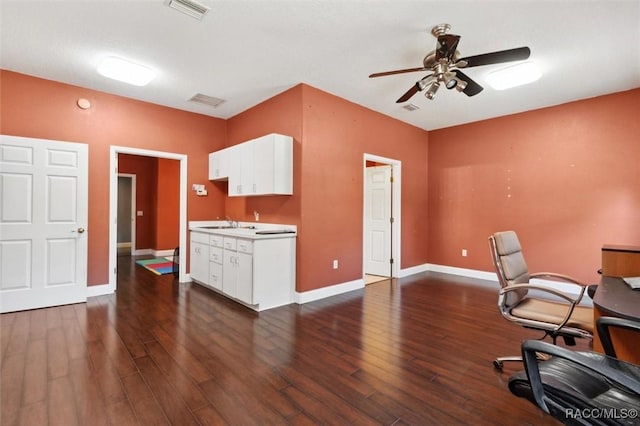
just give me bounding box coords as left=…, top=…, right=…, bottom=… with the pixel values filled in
left=210, top=133, right=293, bottom=196
left=208, top=146, right=236, bottom=180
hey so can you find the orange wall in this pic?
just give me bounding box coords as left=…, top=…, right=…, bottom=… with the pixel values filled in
left=117, top=155, right=180, bottom=251
left=155, top=158, right=180, bottom=250
left=118, top=154, right=157, bottom=250
left=0, top=70, right=227, bottom=285
left=300, top=85, right=430, bottom=291
left=226, top=84, right=430, bottom=292
left=225, top=85, right=303, bottom=225
left=428, top=89, right=640, bottom=283
left=4, top=69, right=637, bottom=292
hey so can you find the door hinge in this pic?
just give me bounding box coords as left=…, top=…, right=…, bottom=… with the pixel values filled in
left=390, top=258, right=394, bottom=264
left=390, top=175, right=394, bottom=183
left=390, top=217, right=394, bottom=223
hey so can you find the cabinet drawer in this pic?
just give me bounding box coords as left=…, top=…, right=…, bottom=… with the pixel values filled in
left=209, top=262, right=222, bottom=291
left=209, top=235, right=223, bottom=248
left=223, top=237, right=237, bottom=250
left=209, top=247, right=223, bottom=264
left=191, top=231, right=209, bottom=244
left=237, top=239, right=253, bottom=254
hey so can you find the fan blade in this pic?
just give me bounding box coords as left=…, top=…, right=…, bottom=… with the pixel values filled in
left=459, top=47, right=530, bottom=68
left=453, top=70, right=483, bottom=96
left=396, top=84, right=420, bottom=103
left=369, top=67, right=428, bottom=78
left=435, top=34, right=460, bottom=61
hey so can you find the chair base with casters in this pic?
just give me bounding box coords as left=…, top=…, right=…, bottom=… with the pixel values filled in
left=508, top=317, right=640, bottom=426
left=489, top=231, right=594, bottom=370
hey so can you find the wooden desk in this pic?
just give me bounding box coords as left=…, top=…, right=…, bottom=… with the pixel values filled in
left=601, top=244, right=640, bottom=277
left=592, top=276, right=640, bottom=364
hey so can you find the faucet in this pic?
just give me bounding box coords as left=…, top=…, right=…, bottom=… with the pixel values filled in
left=225, top=216, right=239, bottom=228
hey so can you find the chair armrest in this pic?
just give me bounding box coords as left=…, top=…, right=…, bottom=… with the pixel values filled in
left=501, top=283, right=579, bottom=304
left=596, top=317, right=640, bottom=358
left=529, top=272, right=589, bottom=303
left=529, top=272, right=586, bottom=286
left=520, top=340, right=640, bottom=415
left=501, top=284, right=583, bottom=333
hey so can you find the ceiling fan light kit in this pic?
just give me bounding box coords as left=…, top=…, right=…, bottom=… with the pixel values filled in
left=369, top=23, right=532, bottom=103
left=486, top=62, right=541, bottom=90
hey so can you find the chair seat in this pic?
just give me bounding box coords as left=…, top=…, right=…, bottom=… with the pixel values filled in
left=510, top=298, right=594, bottom=333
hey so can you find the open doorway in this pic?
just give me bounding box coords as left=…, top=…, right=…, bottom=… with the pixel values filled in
left=108, top=146, right=188, bottom=293
left=363, top=154, right=401, bottom=284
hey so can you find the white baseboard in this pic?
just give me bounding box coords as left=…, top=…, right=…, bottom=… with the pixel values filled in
left=425, top=263, right=592, bottom=306
left=154, top=249, right=176, bottom=257
left=134, top=248, right=153, bottom=256
left=426, top=263, right=498, bottom=283
left=295, top=279, right=364, bottom=304
left=132, top=248, right=175, bottom=257
left=89, top=262, right=590, bottom=309
left=398, top=263, right=430, bottom=277
left=87, top=283, right=113, bottom=298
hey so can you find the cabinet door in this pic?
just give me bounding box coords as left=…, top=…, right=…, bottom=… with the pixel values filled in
left=209, top=262, right=223, bottom=291
left=253, top=135, right=273, bottom=195
left=236, top=251, right=253, bottom=304
left=253, top=134, right=293, bottom=195
left=190, top=241, right=209, bottom=284
left=208, top=147, right=233, bottom=180
left=229, top=142, right=255, bottom=196
left=222, top=248, right=237, bottom=297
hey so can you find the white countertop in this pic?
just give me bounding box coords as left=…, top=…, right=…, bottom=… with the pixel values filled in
left=189, top=221, right=297, bottom=240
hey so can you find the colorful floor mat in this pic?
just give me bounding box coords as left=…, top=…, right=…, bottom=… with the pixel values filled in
left=135, top=258, right=175, bottom=275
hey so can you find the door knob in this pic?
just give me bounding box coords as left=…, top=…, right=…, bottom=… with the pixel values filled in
left=74, top=227, right=85, bottom=234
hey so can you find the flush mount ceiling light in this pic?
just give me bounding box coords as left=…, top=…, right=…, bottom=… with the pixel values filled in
left=485, top=62, right=541, bottom=90
left=97, top=56, right=156, bottom=86
left=167, top=0, right=210, bottom=20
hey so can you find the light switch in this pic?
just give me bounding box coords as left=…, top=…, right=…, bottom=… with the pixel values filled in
left=137, top=211, right=143, bottom=216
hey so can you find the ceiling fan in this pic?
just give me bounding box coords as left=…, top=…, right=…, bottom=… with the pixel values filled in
left=369, top=24, right=531, bottom=103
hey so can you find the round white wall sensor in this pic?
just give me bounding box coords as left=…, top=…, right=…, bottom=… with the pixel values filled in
left=77, top=98, right=91, bottom=109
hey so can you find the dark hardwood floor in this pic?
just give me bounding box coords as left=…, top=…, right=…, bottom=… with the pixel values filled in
left=1, top=255, right=589, bottom=425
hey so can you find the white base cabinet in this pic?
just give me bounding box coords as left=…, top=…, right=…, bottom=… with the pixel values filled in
left=190, top=230, right=295, bottom=311
left=190, top=232, right=209, bottom=284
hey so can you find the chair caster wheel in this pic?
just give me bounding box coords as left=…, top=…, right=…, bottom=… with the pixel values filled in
left=493, top=360, right=503, bottom=370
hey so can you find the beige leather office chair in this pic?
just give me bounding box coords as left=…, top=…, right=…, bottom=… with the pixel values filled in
left=488, top=231, right=593, bottom=370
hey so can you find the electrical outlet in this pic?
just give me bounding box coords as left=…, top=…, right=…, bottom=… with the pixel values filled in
left=462, top=249, right=468, bottom=257
left=333, top=259, right=338, bottom=269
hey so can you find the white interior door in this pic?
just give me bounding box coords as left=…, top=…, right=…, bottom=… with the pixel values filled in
left=364, top=165, right=392, bottom=276
left=0, top=135, right=88, bottom=313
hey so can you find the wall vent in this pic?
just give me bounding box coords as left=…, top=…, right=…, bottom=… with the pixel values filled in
left=167, top=0, right=210, bottom=20
left=188, top=93, right=225, bottom=108
left=402, top=103, right=420, bottom=111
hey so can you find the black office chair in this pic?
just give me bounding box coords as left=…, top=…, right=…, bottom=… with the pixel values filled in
left=509, top=317, right=640, bottom=425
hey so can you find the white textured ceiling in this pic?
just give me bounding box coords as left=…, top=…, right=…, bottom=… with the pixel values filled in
left=1, top=0, right=639, bottom=130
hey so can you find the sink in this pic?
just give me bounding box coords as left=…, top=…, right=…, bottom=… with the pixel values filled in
left=199, top=225, right=235, bottom=229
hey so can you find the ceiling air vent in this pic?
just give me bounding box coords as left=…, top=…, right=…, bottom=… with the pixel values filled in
left=167, top=0, right=210, bottom=20
left=402, top=103, right=420, bottom=111
left=188, top=93, right=225, bottom=108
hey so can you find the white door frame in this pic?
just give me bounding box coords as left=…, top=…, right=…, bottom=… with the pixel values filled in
left=117, top=173, right=136, bottom=255
left=109, top=146, right=188, bottom=292
left=363, top=153, right=401, bottom=278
